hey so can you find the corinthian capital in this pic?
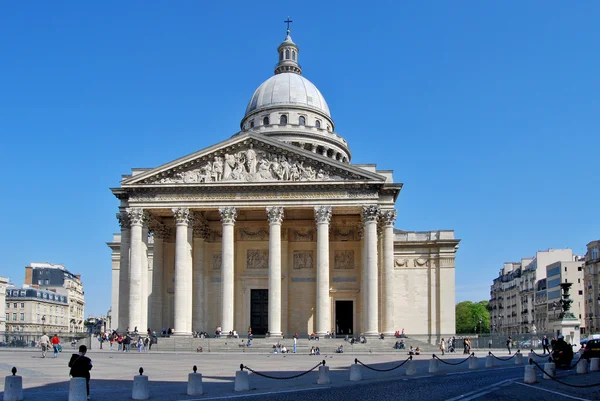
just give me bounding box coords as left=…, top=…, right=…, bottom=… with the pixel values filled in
left=219, top=207, right=237, bottom=224
left=171, top=207, right=192, bottom=225
left=116, top=212, right=131, bottom=229
left=380, top=209, right=397, bottom=227
left=314, top=206, right=332, bottom=225
left=126, top=208, right=145, bottom=226
left=361, top=205, right=380, bottom=223
left=266, top=206, right=284, bottom=224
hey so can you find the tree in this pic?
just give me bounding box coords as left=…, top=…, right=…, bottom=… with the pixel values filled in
left=455, top=301, right=490, bottom=334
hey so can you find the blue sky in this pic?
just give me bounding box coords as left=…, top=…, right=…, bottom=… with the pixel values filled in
left=0, top=2, right=598, bottom=317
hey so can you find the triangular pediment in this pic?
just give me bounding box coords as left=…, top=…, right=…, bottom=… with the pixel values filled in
left=121, top=133, right=385, bottom=186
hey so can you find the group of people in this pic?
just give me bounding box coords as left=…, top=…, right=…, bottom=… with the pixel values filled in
left=38, top=333, right=62, bottom=358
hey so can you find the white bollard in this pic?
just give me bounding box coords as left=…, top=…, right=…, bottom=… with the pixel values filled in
left=132, top=368, right=150, bottom=400
left=234, top=370, right=250, bottom=392
left=187, top=366, right=203, bottom=396
left=3, top=368, right=23, bottom=401
left=469, top=356, right=478, bottom=370
left=68, top=377, right=87, bottom=401
left=405, top=360, right=416, bottom=376
left=543, top=362, right=555, bottom=380
left=515, top=353, right=523, bottom=365
left=429, top=358, right=439, bottom=373
left=576, top=358, right=588, bottom=374
left=317, top=365, right=330, bottom=385
left=349, top=364, right=362, bottom=381
left=590, top=358, right=599, bottom=372
left=485, top=355, right=494, bottom=368
left=523, top=365, right=537, bottom=384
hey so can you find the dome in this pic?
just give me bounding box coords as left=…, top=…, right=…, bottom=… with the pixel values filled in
left=245, top=73, right=331, bottom=118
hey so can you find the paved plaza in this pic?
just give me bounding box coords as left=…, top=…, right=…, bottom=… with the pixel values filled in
left=1, top=348, right=599, bottom=400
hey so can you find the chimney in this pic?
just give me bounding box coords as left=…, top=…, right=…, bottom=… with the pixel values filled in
left=24, top=266, right=33, bottom=285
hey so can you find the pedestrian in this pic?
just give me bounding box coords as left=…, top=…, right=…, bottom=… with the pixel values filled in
left=440, top=338, right=446, bottom=356
left=69, top=345, right=93, bottom=400
left=51, top=334, right=61, bottom=358
left=542, top=335, right=550, bottom=354
left=137, top=337, right=144, bottom=352
left=488, top=339, right=492, bottom=349
left=39, top=333, right=50, bottom=358
left=293, top=336, right=297, bottom=354
left=506, top=336, right=512, bottom=355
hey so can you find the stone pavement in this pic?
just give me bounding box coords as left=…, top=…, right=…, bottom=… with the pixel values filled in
left=0, top=348, right=588, bottom=400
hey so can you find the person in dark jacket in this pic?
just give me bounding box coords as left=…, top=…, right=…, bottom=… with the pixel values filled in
left=69, top=345, right=93, bottom=399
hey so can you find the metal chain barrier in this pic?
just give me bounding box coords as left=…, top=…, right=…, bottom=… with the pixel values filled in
left=529, top=358, right=600, bottom=388
left=489, top=351, right=518, bottom=361
left=354, top=356, right=412, bottom=372
left=241, top=360, right=325, bottom=380
left=559, top=355, right=583, bottom=371
left=432, top=352, right=474, bottom=366
left=530, top=349, right=549, bottom=358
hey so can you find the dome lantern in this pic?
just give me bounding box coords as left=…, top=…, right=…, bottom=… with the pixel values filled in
left=275, top=18, right=301, bottom=75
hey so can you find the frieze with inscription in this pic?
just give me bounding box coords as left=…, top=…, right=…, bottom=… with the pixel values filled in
left=128, top=190, right=379, bottom=203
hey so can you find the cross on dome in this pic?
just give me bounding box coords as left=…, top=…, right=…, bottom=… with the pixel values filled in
left=275, top=17, right=301, bottom=75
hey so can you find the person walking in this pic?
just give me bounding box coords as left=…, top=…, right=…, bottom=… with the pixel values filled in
left=39, top=333, right=50, bottom=358
left=69, top=345, right=93, bottom=400
left=293, top=336, right=297, bottom=354
left=542, top=335, right=550, bottom=354
left=51, top=334, right=61, bottom=358
left=440, top=338, right=446, bottom=356
left=506, top=336, right=512, bottom=355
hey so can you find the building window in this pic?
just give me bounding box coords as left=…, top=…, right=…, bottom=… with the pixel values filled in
left=262, top=116, right=270, bottom=125
left=19, top=313, right=24, bottom=321
left=20, top=303, right=24, bottom=308
left=315, top=119, right=321, bottom=128
left=327, top=125, right=331, bottom=131
left=280, top=115, right=287, bottom=125
left=279, top=51, right=283, bottom=61
left=12, top=313, right=16, bottom=321
left=13, top=303, right=17, bottom=308
left=4, top=313, right=8, bottom=322
left=45, top=279, right=49, bottom=285
left=5, top=303, right=8, bottom=309
left=292, top=51, right=296, bottom=61
left=285, top=49, right=290, bottom=59
left=579, top=290, right=583, bottom=295
left=299, top=116, right=306, bottom=125
left=578, top=266, right=582, bottom=271
left=249, top=119, right=254, bottom=128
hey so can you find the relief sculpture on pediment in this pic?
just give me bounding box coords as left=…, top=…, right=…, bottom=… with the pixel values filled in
left=150, top=144, right=342, bottom=184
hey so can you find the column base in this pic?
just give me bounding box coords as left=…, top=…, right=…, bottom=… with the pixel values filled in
left=171, top=332, right=193, bottom=337
left=267, top=332, right=283, bottom=338
left=363, top=331, right=380, bottom=338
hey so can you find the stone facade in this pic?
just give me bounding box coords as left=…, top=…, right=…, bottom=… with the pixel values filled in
left=4, top=286, right=69, bottom=334
left=107, top=29, right=459, bottom=337
left=584, top=240, right=600, bottom=332
left=0, top=277, right=8, bottom=332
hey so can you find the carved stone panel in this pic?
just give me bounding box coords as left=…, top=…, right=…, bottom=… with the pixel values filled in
left=293, top=251, right=314, bottom=270
left=334, top=250, right=355, bottom=270
left=290, top=229, right=314, bottom=242
left=238, top=228, right=269, bottom=241
left=247, top=249, right=269, bottom=269
left=332, top=227, right=358, bottom=241
left=212, top=253, right=222, bottom=270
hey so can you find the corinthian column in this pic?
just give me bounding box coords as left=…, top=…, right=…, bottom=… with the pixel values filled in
left=314, top=206, right=332, bottom=336
left=380, top=209, right=397, bottom=335
left=127, top=207, right=144, bottom=332
left=362, top=205, right=380, bottom=336
left=267, top=206, right=284, bottom=337
left=140, top=222, right=149, bottom=332
left=117, top=212, right=131, bottom=332
left=192, top=214, right=209, bottom=332
left=172, top=207, right=193, bottom=335
left=219, top=207, right=237, bottom=333
left=149, top=218, right=169, bottom=332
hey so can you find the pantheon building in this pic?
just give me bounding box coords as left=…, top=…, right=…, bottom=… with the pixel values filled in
left=107, top=28, right=459, bottom=338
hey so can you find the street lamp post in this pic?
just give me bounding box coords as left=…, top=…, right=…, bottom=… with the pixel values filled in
left=41, top=315, right=46, bottom=334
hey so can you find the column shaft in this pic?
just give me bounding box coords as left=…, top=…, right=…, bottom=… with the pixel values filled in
left=140, top=225, right=149, bottom=331
left=117, top=213, right=130, bottom=332
left=151, top=236, right=163, bottom=331
left=361, top=230, right=367, bottom=333
left=363, top=205, right=380, bottom=336
left=193, top=237, right=205, bottom=332
left=267, top=206, right=284, bottom=337
left=382, top=223, right=395, bottom=334
left=315, top=206, right=332, bottom=336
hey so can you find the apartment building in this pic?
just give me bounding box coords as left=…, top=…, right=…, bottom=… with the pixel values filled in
left=0, top=277, right=8, bottom=332
left=584, top=240, right=600, bottom=333
left=545, top=260, right=585, bottom=332
left=5, top=286, right=69, bottom=334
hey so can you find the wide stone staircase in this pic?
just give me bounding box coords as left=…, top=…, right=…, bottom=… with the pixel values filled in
left=151, top=336, right=440, bottom=354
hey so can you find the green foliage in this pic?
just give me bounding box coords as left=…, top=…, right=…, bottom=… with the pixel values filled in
left=455, top=300, right=490, bottom=334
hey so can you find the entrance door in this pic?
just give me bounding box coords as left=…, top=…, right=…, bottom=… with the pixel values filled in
left=335, top=300, right=353, bottom=336
left=250, top=289, right=269, bottom=335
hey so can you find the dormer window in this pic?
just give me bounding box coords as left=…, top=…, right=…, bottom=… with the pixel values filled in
left=299, top=116, right=306, bottom=126
left=280, top=115, right=287, bottom=125
left=315, top=119, right=321, bottom=128
left=263, top=116, right=270, bottom=125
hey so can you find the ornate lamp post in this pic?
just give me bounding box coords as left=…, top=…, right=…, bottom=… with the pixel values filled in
left=41, top=315, right=46, bottom=334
